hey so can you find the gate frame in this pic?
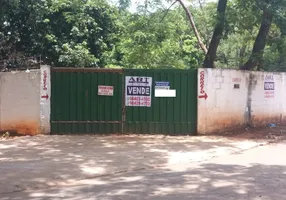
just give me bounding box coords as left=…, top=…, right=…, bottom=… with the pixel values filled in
left=50, top=68, right=197, bottom=135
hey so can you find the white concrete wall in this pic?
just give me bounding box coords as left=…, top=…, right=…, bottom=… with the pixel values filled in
left=198, top=68, right=249, bottom=134
left=282, top=73, right=286, bottom=123
left=197, top=68, right=286, bottom=134
left=250, top=72, right=284, bottom=126
left=0, top=66, right=50, bottom=135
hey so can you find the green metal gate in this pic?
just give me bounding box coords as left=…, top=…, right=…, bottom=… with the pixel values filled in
left=51, top=68, right=123, bottom=134
left=124, top=69, right=197, bottom=135
left=51, top=68, right=197, bottom=135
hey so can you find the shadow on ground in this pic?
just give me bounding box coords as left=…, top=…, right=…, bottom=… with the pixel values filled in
left=0, top=134, right=268, bottom=194
left=2, top=162, right=286, bottom=200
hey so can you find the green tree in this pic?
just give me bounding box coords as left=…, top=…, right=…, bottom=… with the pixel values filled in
left=240, top=0, right=286, bottom=70
left=110, top=8, right=204, bottom=69
left=0, top=0, right=119, bottom=68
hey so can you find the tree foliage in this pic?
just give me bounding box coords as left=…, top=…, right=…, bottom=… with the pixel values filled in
left=110, top=8, right=204, bottom=69
left=0, top=0, right=119, bottom=68
left=1, top=0, right=286, bottom=71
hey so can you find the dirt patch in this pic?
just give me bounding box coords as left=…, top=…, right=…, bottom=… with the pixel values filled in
left=0, top=127, right=278, bottom=194
left=1, top=120, right=40, bottom=136
left=3, top=124, right=286, bottom=142
left=209, top=124, right=286, bottom=141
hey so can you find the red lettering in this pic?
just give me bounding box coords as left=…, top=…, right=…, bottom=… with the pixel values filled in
left=265, top=95, right=274, bottom=98
left=43, top=70, right=48, bottom=90
left=265, top=91, right=274, bottom=95
left=232, top=78, right=241, bottom=83
left=200, top=71, right=205, bottom=94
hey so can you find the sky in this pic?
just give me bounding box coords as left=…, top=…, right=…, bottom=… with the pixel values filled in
left=128, top=0, right=216, bottom=12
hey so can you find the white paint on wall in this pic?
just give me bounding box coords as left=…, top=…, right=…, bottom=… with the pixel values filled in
left=197, top=68, right=208, bottom=134
left=250, top=72, right=283, bottom=126
left=282, top=73, right=286, bottom=122
left=197, top=68, right=249, bottom=134
left=0, top=70, right=41, bottom=135
left=40, top=65, right=51, bottom=134
left=198, top=68, right=286, bottom=134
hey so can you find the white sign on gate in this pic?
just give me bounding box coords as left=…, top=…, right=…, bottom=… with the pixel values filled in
left=98, top=85, right=114, bottom=96
left=125, top=76, right=152, bottom=107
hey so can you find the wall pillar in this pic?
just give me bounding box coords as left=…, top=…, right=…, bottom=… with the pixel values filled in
left=40, top=65, right=51, bottom=134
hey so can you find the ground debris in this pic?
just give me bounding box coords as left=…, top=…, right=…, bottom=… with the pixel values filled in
left=1, top=132, right=10, bottom=140
left=211, top=125, right=286, bottom=141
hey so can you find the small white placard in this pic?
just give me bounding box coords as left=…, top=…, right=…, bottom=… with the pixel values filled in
left=155, top=89, right=176, bottom=97
left=98, top=85, right=114, bottom=96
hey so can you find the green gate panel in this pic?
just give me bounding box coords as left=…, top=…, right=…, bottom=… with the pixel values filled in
left=51, top=68, right=123, bottom=134
left=124, top=69, right=197, bottom=135
left=51, top=68, right=198, bottom=135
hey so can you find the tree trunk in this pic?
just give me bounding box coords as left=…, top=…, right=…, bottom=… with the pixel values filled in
left=177, top=0, right=208, bottom=55
left=239, top=45, right=246, bottom=67
left=240, top=8, right=273, bottom=70
left=203, top=0, right=228, bottom=68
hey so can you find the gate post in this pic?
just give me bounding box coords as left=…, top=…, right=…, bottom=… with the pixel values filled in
left=122, top=70, right=126, bottom=134
left=40, top=65, right=51, bottom=134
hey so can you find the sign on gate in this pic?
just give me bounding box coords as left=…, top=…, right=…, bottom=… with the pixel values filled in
left=125, top=76, right=152, bottom=107
left=98, top=85, right=114, bottom=96
left=155, top=81, right=170, bottom=90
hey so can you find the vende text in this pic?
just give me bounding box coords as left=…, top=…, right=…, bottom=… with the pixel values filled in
left=127, top=86, right=150, bottom=96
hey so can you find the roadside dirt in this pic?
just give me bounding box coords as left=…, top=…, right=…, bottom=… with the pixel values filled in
left=209, top=124, right=286, bottom=141
left=1, top=125, right=285, bottom=193
left=2, top=125, right=286, bottom=141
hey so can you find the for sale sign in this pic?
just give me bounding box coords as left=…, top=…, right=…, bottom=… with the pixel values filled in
left=125, top=76, right=152, bottom=107
left=264, top=82, right=274, bottom=90
left=264, top=74, right=275, bottom=98
left=98, top=85, right=114, bottom=96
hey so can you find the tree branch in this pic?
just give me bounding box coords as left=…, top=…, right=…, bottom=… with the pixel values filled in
left=177, top=0, right=208, bottom=55
left=160, top=1, right=178, bottom=23
left=240, top=7, right=273, bottom=70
